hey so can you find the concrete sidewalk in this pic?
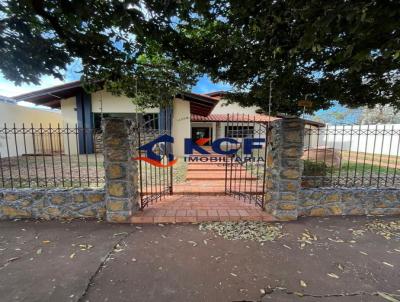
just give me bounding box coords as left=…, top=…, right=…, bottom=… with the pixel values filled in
left=0, top=217, right=399, bottom=302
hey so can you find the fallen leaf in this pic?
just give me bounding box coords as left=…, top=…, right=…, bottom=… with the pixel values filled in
left=42, top=240, right=51, bottom=244
left=327, top=273, right=339, bottom=279
left=230, top=273, right=237, bottom=277
left=377, top=292, right=400, bottom=302
left=328, top=238, right=344, bottom=243
left=300, top=280, right=307, bottom=287
left=113, top=232, right=128, bottom=237
left=383, top=262, right=394, bottom=268
left=359, top=251, right=368, bottom=255
left=36, top=248, right=42, bottom=255
left=70, top=253, right=75, bottom=259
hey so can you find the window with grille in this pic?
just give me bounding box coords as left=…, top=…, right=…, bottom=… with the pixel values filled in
left=225, top=126, right=254, bottom=138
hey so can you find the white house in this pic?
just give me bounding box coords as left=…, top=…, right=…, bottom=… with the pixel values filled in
left=13, top=81, right=323, bottom=156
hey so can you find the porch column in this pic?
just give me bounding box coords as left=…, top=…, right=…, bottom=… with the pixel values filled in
left=265, top=117, right=304, bottom=220
left=103, top=118, right=139, bottom=223
left=76, top=90, right=94, bottom=154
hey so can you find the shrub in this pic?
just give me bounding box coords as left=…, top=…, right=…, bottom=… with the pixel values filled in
left=303, top=160, right=328, bottom=177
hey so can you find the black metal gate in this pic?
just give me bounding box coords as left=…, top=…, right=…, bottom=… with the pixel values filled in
left=136, top=112, right=173, bottom=210
left=224, top=114, right=271, bottom=209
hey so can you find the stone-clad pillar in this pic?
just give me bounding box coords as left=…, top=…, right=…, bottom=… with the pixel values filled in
left=103, top=118, right=139, bottom=223
left=265, top=117, right=304, bottom=220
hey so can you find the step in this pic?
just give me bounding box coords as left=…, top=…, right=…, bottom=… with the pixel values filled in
left=186, top=174, right=257, bottom=181
left=187, top=165, right=246, bottom=171
left=173, top=182, right=264, bottom=195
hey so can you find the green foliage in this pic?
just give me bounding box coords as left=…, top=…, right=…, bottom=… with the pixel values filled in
left=358, top=105, right=400, bottom=124
left=176, top=1, right=400, bottom=114
left=303, top=160, right=328, bottom=177
left=0, top=0, right=200, bottom=105
left=1, top=1, right=400, bottom=112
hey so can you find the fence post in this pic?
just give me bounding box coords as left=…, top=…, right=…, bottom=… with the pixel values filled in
left=103, top=118, right=139, bottom=223
left=265, top=117, right=305, bottom=220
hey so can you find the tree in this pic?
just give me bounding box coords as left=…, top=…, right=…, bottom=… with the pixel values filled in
left=358, top=105, right=400, bottom=124
left=175, top=0, right=400, bottom=114
left=1, top=1, right=400, bottom=113
left=0, top=0, right=204, bottom=106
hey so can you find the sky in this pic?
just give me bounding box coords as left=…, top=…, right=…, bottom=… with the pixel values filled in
left=0, top=72, right=230, bottom=97
left=0, top=70, right=359, bottom=123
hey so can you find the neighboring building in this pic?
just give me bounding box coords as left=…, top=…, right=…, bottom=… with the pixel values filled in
left=0, top=95, right=62, bottom=157
left=0, top=94, right=61, bottom=127
left=13, top=81, right=323, bottom=156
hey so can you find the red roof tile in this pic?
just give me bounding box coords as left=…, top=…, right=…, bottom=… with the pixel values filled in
left=191, top=114, right=280, bottom=123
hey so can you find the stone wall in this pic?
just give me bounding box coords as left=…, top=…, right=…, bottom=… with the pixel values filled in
left=299, top=188, right=400, bottom=217
left=264, top=117, right=400, bottom=220
left=265, top=117, right=304, bottom=220
left=0, top=188, right=106, bottom=220
left=103, top=118, right=139, bottom=223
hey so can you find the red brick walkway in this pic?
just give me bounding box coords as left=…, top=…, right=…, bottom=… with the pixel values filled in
left=130, top=195, right=276, bottom=223
left=131, top=153, right=273, bottom=223
left=174, top=158, right=263, bottom=195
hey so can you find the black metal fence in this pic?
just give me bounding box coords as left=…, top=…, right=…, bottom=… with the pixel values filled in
left=224, top=114, right=271, bottom=209
left=137, top=128, right=173, bottom=210
left=0, top=124, right=104, bottom=188
left=303, top=125, right=400, bottom=188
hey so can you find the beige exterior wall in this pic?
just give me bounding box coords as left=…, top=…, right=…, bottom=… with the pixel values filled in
left=0, top=102, right=62, bottom=127
left=172, top=98, right=191, bottom=156
left=0, top=103, right=62, bottom=157
left=59, top=91, right=159, bottom=155
left=60, top=97, right=78, bottom=127
left=60, top=97, right=79, bottom=154
left=211, top=99, right=260, bottom=115
left=91, top=90, right=158, bottom=114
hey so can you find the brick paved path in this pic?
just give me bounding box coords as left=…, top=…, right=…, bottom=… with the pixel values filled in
left=131, top=154, right=272, bottom=223
left=131, top=195, right=275, bottom=223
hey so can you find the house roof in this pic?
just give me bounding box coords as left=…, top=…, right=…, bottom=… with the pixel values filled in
left=13, top=81, right=219, bottom=116
left=191, top=113, right=325, bottom=127
left=203, top=91, right=227, bottom=100
left=175, top=92, right=219, bottom=116
left=13, top=81, right=83, bottom=108
left=191, top=113, right=280, bottom=123
left=0, top=95, right=17, bottom=105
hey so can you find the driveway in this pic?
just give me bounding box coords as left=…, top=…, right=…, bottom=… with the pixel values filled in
left=0, top=216, right=399, bottom=302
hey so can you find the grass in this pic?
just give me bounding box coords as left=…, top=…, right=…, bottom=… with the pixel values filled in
left=303, top=160, right=400, bottom=187
left=334, top=161, right=398, bottom=176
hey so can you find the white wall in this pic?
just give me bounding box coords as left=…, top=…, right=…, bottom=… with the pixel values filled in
left=0, top=102, right=62, bottom=127
left=211, top=99, right=260, bottom=115
left=91, top=90, right=158, bottom=114
left=306, top=124, right=400, bottom=156
left=172, top=98, right=191, bottom=156
left=0, top=103, right=62, bottom=157
left=60, top=97, right=78, bottom=127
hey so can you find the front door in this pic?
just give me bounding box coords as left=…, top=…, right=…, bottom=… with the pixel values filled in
left=192, top=127, right=211, bottom=145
